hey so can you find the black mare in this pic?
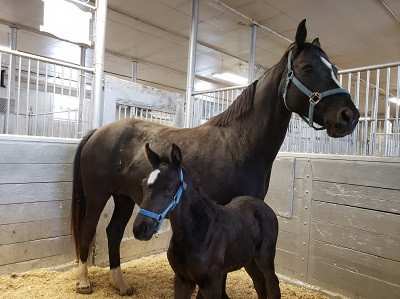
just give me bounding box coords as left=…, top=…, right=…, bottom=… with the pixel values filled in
left=71, top=19, right=360, bottom=295
left=133, top=143, right=281, bottom=299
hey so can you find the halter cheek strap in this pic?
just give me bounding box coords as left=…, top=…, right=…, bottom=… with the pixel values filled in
left=282, top=50, right=350, bottom=130
left=138, top=169, right=187, bottom=234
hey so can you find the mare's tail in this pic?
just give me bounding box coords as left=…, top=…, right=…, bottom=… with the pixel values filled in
left=71, top=130, right=96, bottom=261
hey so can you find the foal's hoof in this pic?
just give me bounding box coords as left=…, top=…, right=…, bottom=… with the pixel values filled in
left=76, top=283, right=93, bottom=294
left=120, top=286, right=134, bottom=296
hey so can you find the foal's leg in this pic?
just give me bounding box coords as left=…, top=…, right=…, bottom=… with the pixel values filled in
left=255, top=251, right=281, bottom=299
left=196, top=274, right=229, bottom=299
left=107, top=195, right=135, bottom=295
left=77, top=189, right=110, bottom=294
left=174, top=274, right=196, bottom=299
left=244, top=260, right=267, bottom=298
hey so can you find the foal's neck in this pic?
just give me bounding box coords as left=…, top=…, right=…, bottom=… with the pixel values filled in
left=169, top=176, right=217, bottom=248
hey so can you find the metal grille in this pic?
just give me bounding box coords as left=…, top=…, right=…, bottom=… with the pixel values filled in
left=0, top=47, right=93, bottom=138
left=191, top=86, right=246, bottom=127
left=192, top=62, right=400, bottom=157
left=116, top=104, right=175, bottom=126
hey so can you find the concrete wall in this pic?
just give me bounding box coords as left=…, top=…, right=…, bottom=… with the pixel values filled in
left=267, top=153, right=400, bottom=298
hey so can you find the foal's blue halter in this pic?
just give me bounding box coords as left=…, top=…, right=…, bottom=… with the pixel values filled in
left=282, top=50, right=350, bottom=130
left=138, top=169, right=187, bottom=233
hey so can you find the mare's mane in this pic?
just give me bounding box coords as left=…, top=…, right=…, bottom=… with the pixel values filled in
left=206, top=80, right=258, bottom=127
left=205, top=42, right=326, bottom=128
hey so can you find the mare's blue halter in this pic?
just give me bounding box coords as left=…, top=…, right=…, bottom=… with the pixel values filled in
left=138, top=169, right=187, bottom=233
left=282, top=50, right=350, bottom=130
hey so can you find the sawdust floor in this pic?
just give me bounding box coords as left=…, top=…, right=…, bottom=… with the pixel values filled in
left=0, top=253, right=328, bottom=299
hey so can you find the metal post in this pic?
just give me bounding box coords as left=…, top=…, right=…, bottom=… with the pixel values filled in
left=4, top=26, right=18, bottom=134
left=91, top=0, right=107, bottom=129
left=77, top=46, right=86, bottom=138
left=132, top=61, right=138, bottom=82
left=184, top=0, right=199, bottom=128
left=248, top=24, right=257, bottom=83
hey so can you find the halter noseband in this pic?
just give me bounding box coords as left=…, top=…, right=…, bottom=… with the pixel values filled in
left=282, top=50, right=350, bottom=130
left=138, top=169, right=187, bottom=233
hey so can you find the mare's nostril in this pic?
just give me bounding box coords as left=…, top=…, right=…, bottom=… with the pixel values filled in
left=338, top=108, right=353, bottom=127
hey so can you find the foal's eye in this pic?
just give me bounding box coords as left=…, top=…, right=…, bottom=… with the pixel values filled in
left=166, top=187, right=173, bottom=192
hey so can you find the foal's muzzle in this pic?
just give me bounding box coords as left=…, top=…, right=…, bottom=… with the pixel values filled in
left=133, top=218, right=156, bottom=241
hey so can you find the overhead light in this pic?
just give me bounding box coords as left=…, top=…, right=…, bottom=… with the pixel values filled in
left=388, top=97, right=400, bottom=105
left=212, top=72, right=248, bottom=85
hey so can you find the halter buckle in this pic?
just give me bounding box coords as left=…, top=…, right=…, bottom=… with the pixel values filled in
left=309, top=92, right=321, bottom=106
left=287, top=70, right=294, bottom=79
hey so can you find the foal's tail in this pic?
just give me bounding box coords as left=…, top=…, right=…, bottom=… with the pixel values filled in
left=71, top=129, right=96, bottom=261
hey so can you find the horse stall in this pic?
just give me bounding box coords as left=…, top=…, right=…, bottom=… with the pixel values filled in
left=0, top=0, right=400, bottom=298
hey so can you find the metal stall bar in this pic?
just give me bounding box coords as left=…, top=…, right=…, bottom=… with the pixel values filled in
left=363, top=70, right=370, bottom=155
left=185, top=0, right=199, bottom=128
left=248, top=24, right=257, bottom=83
left=92, top=0, right=108, bottom=129
left=383, top=67, right=391, bottom=155
left=77, top=46, right=86, bottom=138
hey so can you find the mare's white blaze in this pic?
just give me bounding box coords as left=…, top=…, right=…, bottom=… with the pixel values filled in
left=77, top=262, right=90, bottom=288
left=147, top=169, right=161, bottom=185
left=320, top=56, right=342, bottom=88
left=110, top=266, right=131, bottom=294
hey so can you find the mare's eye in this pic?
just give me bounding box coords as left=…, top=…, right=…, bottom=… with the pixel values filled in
left=302, top=65, right=312, bottom=74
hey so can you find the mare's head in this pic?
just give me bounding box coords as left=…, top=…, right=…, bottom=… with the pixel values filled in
left=280, top=19, right=359, bottom=137
left=133, top=143, right=184, bottom=241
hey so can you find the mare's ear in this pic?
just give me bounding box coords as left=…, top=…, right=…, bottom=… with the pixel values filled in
left=144, top=143, right=161, bottom=167
left=312, top=38, right=321, bottom=48
left=295, top=19, right=307, bottom=50
left=171, top=143, right=182, bottom=169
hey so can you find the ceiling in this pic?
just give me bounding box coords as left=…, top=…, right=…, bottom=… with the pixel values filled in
left=0, top=0, right=398, bottom=93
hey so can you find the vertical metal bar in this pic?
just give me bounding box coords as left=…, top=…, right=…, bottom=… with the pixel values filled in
left=25, top=59, right=31, bottom=135
left=372, top=70, right=380, bottom=155
left=5, top=53, right=13, bottom=134
left=395, top=66, right=400, bottom=156
left=184, top=0, right=199, bottom=128
left=353, top=72, right=361, bottom=154
left=16, top=56, right=22, bottom=134
left=92, top=0, right=108, bottom=128
left=248, top=24, right=257, bottom=83
left=51, top=63, right=56, bottom=137
left=43, top=63, right=48, bottom=136
left=34, top=60, right=39, bottom=135
left=383, top=67, right=391, bottom=155
left=132, top=61, right=138, bottom=82
left=77, top=46, right=86, bottom=138
left=363, top=71, right=370, bottom=155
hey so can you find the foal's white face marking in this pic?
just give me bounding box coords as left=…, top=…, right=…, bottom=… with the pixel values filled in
left=147, top=169, right=161, bottom=185
left=320, top=56, right=342, bottom=88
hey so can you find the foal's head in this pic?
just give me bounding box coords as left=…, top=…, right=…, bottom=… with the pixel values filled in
left=133, top=143, right=184, bottom=241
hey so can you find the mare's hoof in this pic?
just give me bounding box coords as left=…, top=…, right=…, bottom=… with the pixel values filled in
left=120, top=286, right=134, bottom=296
left=76, top=284, right=93, bottom=294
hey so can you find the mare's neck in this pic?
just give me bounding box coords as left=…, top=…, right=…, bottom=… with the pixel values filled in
left=169, top=176, right=217, bottom=249
left=234, top=56, right=292, bottom=165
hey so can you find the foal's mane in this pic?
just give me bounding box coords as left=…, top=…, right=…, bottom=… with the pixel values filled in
left=206, top=80, right=258, bottom=127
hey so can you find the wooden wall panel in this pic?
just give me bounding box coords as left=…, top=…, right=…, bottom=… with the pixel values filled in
left=314, top=181, right=400, bottom=213
left=0, top=182, right=72, bottom=205
left=0, top=164, right=73, bottom=184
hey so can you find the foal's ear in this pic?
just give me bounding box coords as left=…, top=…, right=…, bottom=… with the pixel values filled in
left=144, top=143, right=161, bottom=167
left=295, top=19, right=307, bottom=49
left=312, top=38, right=321, bottom=48
left=171, top=143, right=182, bottom=169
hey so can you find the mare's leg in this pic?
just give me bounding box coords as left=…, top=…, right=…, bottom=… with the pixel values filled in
left=107, top=195, right=135, bottom=295
left=174, top=274, right=196, bottom=299
left=77, top=188, right=110, bottom=294
left=244, top=260, right=267, bottom=298
left=196, top=274, right=229, bottom=299
left=254, top=250, right=281, bottom=299
left=198, top=275, right=222, bottom=299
